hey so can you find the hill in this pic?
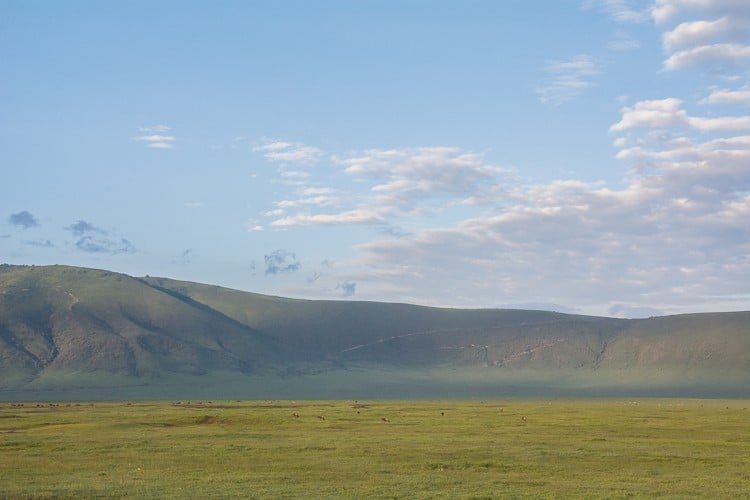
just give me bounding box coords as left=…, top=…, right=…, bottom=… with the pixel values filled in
left=1, top=264, right=748, bottom=399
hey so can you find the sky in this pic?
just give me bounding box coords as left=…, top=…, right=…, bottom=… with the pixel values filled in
left=2, top=0, right=750, bottom=318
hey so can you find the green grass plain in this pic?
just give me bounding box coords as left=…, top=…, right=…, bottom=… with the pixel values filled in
left=1, top=399, right=748, bottom=498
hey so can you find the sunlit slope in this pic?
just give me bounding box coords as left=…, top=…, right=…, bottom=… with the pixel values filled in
left=603, top=312, right=750, bottom=372
left=0, top=265, right=277, bottom=388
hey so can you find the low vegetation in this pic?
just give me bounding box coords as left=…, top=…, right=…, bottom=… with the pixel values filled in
left=1, top=399, right=748, bottom=497
left=2, top=264, right=749, bottom=398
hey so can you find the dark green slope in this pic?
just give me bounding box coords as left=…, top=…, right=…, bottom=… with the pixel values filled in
left=141, top=276, right=628, bottom=369
left=0, top=265, right=277, bottom=389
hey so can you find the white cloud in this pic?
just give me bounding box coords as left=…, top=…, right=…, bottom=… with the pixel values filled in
left=664, top=43, right=750, bottom=70
left=610, top=97, right=750, bottom=131
left=270, top=209, right=384, bottom=227
left=651, top=0, right=750, bottom=25
left=264, top=145, right=511, bottom=229
left=607, top=30, right=642, bottom=50
left=583, top=0, right=650, bottom=23
left=662, top=16, right=748, bottom=51
left=536, top=55, right=601, bottom=105
left=253, top=140, right=322, bottom=164
left=138, top=124, right=170, bottom=133
left=296, top=91, right=750, bottom=314
left=704, top=86, right=750, bottom=104
left=134, top=129, right=176, bottom=150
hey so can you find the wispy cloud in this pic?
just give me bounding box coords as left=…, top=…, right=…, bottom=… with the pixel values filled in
left=23, top=239, right=54, bottom=248
left=134, top=125, right=175, bottom=149
left=253, top=140, right=322, bottom=165
left=536, top=55, right=601, bottom=105
left=8, top=211, right=39, bottom=229
left=261, top=145, right=510, bottom=229
left=582, top=0, right=650, bottom=23
left=607, top=30, right=642, bottom=50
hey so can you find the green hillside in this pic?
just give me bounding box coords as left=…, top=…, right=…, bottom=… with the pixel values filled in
left=1, top=264, right=748, bottom=398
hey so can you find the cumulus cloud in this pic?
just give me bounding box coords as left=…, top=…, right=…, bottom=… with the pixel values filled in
left=8, top=211, right=39, bottom=229
left=664, top=43, right=750, bottom=70
left=704, top=86, right=750, bottom=104
left=134, top=126, right=175, bottom=149
left=264, top=249, right=301, bottom=275
left=610, top=98, right=750, bottom=131
left=536, top=55, right=601, bottom=105
left=651, top=1, right=750, bottom=72
left=662, top=16, right=748, bottom=52
left=326, top=88, right=750, bottom=314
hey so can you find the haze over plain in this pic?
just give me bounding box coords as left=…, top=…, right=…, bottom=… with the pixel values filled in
left=3, top=0, right=750, bottom=317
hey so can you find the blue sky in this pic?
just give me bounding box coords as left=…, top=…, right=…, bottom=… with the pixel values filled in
left=3, top=0, right=750, bottom=317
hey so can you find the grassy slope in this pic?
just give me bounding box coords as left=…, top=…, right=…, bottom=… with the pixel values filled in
left=0, top=265, right=278, bottom=389
left=142, top=276, right=628, bottom=368
left=1, top=265, right=749, bottom=397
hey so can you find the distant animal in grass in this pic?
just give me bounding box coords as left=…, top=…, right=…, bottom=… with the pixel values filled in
left=381, top=417, right=390, bottom=423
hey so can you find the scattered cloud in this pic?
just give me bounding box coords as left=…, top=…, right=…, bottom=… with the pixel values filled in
left=264, top=249, right=301, bottom=275
left=704, top=86, right=750, bottom=104
left=651, top=2, right=750, bottom=73
left=610, top=97, right=750, bottom=131
left=65, top=220, right=105, bottom=237
left=607, top=30, right=642, bottom=50
left=583, top=0, right=650, bottom=23
left=664, top=43, right=750, bottom=71
left=75, top=236, right=135, bottom=254
left=139, top=124, right=170, bottom=133
left=65, top=220, right=135, bottom=255
left=23, top=239, right=54, bottom=248
left=336, top=281, right=357, bottom=297
left=134, top=126, right=175, bottom=149
left=253, top=140, right=322, bottom=165
left=270, top=209, right=384, bottom=227
left=8, top=211, right=39, bottom=229
left=651, top=0, right=750, bottom=25
left=662, top=16, right=748, bottom=52
left=536, top=55, right=601, bottom=105
left=254, top=142, right=514, bottom=230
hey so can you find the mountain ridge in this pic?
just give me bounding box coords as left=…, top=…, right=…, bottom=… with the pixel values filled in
left=1, top=264, right=748, bottom=398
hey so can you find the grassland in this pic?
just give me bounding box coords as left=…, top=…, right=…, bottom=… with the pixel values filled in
left=1, top=399, right=748, bottom=498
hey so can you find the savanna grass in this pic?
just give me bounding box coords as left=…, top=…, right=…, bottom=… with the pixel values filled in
left=0, top=399, right=748, bottom=498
